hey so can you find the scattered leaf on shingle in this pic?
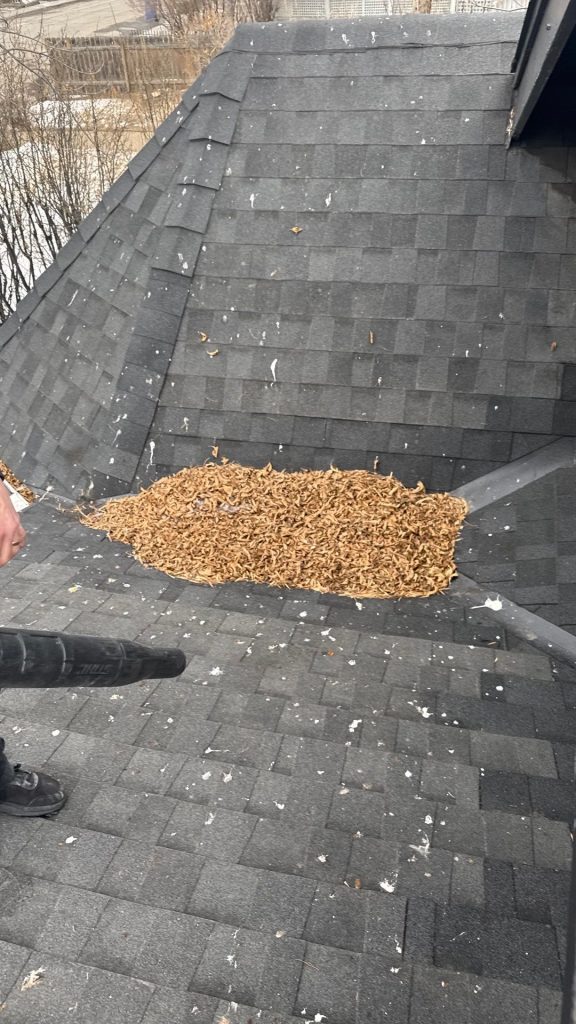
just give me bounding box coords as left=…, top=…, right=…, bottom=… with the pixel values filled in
left=368, top=331, right=375, bottom=345
left=198, top=331, right=209, bottom=342
left=550, top=340, right=558, bottom=351
left=211, top=445, right=219, bottom=459
left=20, top=968, right=45, bottom=992
left=206, top=349, right=219, bottom=357
left=290, top=226, right=303, bottom=234
left=83, top=463, right=467, bottom=600
left=0, top=460, right=35, bottom=503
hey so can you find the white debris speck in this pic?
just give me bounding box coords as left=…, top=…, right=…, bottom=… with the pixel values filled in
left=65, top=836, right=78, bottom=845
left=222, top=771, right=233, bottom=783
left=209, top=666, right=223, bottom=677
left=379, top=876, right=397, bottom=893
left=409, top=834, right=431, bottom=858
left=51, top=730, right=60, bottom=737
left=471, top=596, right=503, bottom=611
left=201, top=771, right=212, bottom=780
left=274, top=801, right=285, bottom=810
left=325, top=192, right=332, bottom=207
left=316, top=853, right=328, bottom=863
left=348, top=719, right=362, bottom=733
left=205, top=811, right=215, bottom=826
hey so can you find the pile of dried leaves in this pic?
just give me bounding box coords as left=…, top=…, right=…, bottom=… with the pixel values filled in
left=84, top=462, right=468, bottom=599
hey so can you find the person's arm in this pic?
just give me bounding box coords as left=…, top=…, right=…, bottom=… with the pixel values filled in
left=0, top=477, right=26, bottom=566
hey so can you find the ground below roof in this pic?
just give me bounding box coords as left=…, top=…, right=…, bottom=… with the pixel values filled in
left=0, top=499, right=572, bottom=1023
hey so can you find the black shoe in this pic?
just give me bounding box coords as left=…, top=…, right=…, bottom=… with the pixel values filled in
left=0, top=764, right=66, bottom=817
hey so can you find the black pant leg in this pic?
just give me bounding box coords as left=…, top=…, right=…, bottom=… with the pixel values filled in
left=0, top=737, right=15, bottom=795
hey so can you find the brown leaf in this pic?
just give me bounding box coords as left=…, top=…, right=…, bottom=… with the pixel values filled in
left=290, top=226, right=303, bottom=235
left=206, top=349, right=219, bottom=357
left=198, top=331, right=209, bottom=342
left=368, top=330, right=375, bottom=345
left=354, top=878, right=362, bottom=889
left=550, top=340, right=558, bottom=351
left=211, top=446, right=219, bottom=459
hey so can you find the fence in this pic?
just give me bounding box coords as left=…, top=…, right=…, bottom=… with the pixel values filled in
left=45, top=35, right=208, bottom=95
left=276, top=0, right=528, bottom=15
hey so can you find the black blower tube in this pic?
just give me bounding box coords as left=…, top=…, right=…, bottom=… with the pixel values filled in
left=0, top=627, right=186, bottom=688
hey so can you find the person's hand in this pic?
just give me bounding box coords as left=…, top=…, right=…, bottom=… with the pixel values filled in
left=0, top=481, right=26, bottom=566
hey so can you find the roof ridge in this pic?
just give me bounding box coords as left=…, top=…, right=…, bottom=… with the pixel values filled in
left=128, top=49, right=256, bottom=493
left=223, top=13, right=524, bottom=56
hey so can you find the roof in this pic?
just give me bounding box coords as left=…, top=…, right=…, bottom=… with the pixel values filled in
left=2, top=10, right=573, bottom=506
left=0, top=493, right=572, bottom=1022
left=0, top=15, right=574, bottom=1020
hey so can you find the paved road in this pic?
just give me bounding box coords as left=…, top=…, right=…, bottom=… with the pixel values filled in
left=8, top=0, right=143, bottom=37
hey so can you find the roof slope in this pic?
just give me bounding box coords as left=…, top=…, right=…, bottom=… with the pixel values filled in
left=0, top=496, right=571, bottom=1021
left=4, top=13, right=574, bottom=499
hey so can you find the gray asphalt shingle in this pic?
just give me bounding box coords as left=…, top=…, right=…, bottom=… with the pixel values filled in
left=0, top=13, right=572, bottom=497
left=0, top=496, right=571, bottom=1020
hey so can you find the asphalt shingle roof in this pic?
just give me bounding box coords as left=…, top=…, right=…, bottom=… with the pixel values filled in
left=0, top=13, right=574, bottom=1021
left=0, top=493, right=571, bottom=1022
left=0, top=13, right=573, bottom=502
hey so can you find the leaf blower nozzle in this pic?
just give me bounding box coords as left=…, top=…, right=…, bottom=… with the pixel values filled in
left=0, top=626, right=186, bottom=688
